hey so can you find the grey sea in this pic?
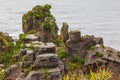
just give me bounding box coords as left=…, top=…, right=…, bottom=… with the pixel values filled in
left=0, top=0, right=120, bottom=50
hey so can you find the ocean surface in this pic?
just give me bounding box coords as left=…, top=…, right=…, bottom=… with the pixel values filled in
left=0, top=0, right=120, bottom=50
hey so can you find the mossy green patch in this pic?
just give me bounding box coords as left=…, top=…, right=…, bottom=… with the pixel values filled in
left=97, top=52, right=104, bottom=57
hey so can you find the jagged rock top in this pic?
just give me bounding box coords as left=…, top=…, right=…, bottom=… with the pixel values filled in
left=85, top=45, right=120, bottom=66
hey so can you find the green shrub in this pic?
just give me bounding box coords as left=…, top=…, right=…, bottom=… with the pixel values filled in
left=20, top=44, right=26, bottom=49
left=44, top=4, right=51, bottom=11
left=53, top=37, right=62, bottom=47
left=0, top=52, right=12, bottom=67
left=100, top=44, right=105, bottom=48
left=58, top=49, right=67, bottom=59
left=27, top=30, right=37, bottom=34
left=22, top=55, right=28, bottom=61
left=8, top=42, right=14, bottom=47
left=90, top=46, right=95, bottom=50
left=19, top=34, right=26, bottom=41
left=67, top=56, right=85, bottom=70
left=107, top=49, right=113, bottom=53
left=30, top=43, right=34, bottom=50
left=90, top=67, right=112, bottom=80
left=43, top=22, right=51, bottom=30
left=33, top=11, right=42, bottom=19
left=117, top=52, right=120, bottom=58
left=97, top=52, right=104, bottom=57
left=71, top=56, right=85, bottom=64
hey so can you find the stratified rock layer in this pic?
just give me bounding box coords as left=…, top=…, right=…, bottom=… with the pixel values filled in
left=84, top=45, right=120, bottom=80
left=66, top=30, right=103, bottom=59
left=6, top=34, right=65, bottom=80
left=22, top=4, right=58, bottom=42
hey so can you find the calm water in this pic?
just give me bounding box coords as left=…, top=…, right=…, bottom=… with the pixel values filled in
left=0, top=0, right=120, bottom=50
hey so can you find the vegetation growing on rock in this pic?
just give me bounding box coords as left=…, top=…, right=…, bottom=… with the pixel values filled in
left=0, top=4, right=120, bottom=80
left=22, top=4, right=58, bottom=42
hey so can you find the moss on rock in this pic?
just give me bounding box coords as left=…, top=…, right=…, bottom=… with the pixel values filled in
left=22, top=4, right=58, bottom=42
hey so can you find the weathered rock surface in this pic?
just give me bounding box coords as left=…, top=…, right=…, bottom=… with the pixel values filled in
left=6, top=64, right=21, bottom=80
left=6, top=34, right=65, bottom=80
left=60, top=22, right=69, bottom=45
left=34, top=42, right=56, bottom=55
left=84, top=45, right=120, bottom=80
left=4, top=3, right=120, bottom=80
left=24, top=34, right=39, bottom=43
left=66, top=30, right=103, bottom=59
left=33, top=54, right=59, bottom=68
left=22, top=4, right=58, bottom=42
left=26, top=68, right=62, bottom=80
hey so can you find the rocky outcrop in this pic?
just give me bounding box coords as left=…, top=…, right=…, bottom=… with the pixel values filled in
left=3, top=4, right=120, bottom=80
left=66, top=30, right=103, bottom=59
left=22, top=4, right=58, bottom=42
left=60, top=22, right=69, bottom=45
left=84, top=45, right=120, bottom=80
left=6, top=34, right=65, bottom=80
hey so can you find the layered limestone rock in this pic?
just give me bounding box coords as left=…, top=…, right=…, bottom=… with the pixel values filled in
left=26, top=68, right=62, bottom=80
left=7, top=34, right=65, bottom=80
left=22, top=4, right=58, bottom=42
left=66, top=30, right=103, bottom=59
left=84, top=45, right=120, bottom=80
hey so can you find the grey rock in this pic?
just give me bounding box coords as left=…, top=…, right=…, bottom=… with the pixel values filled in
left=26, top=68, right=62, bottom=80
left=6, top=64, right=21, bottom=80
left=24, top=34, right=39, bottom=43
left=34, top=43, right=56, bottom=55
left=60, top=22, right=69, bottom=45
left=19, top=49, right=27, bottom=57
left=26, top=50, right=34, bottom=61
left=66, top=30, right=104, bottom=59
left=84, top=46, right=120, bottom=79
left=33, top=54, right=59, bottom=68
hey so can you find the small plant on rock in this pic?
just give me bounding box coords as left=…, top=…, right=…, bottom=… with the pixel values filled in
left=27, top=30, right=37, bottom=34
left=90, top=46, right=95, bottom=50
left=22, top=55, right=28, bottom=61
left=100, top=44, right=105, bottom=48
left=71, top=55, right=85, bottom=64
left=117, top=52, right=120, bottom=58
left=19, top=34, right=26, bottom=41
left=58, top=49, right=67, bottom=59
left=30, top=43, right=34, bottom=50
left=90, top=67, right=112, bottom=80
left=97, top=52, right=104, bottom=57
left=43, top=22, right=51, bottom=30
